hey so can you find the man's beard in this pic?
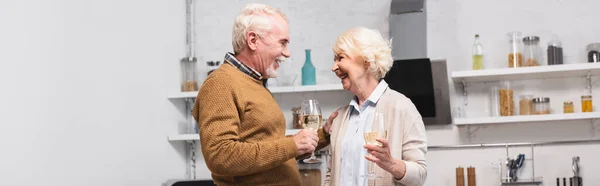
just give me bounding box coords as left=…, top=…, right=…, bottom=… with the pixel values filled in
left=265, top=56, right=286, bottom=78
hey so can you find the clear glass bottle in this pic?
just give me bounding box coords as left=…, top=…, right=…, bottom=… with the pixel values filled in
left=490, top=86, right=500, bottom=117
left=507, top=31, right=524, bottom=68
left=547, top=35, right=563, bottom=65
left=523, top=36, right=542, bottom=67
left=472, top=34, right=484, bottom=70
left=181, top=57, right=198, bottom=92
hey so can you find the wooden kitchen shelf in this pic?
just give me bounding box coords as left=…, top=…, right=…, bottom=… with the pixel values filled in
left=168, top=129, right=302, bottom=142
left=453, top=112, right=600, bottom=125
left=168, top=84, right=344, bottom=99
left=451, top=63, right=600, bottom=83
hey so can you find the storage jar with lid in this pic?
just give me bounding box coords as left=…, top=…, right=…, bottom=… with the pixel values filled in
left=587, top=43, right=600, bottom=63
left=181, top=57, right=198, bottom=92
left=523, top=36, right=542, bottom=66
left=533, top=97, right=550, bottom=115
left=519, top=94, right=534, bottom=115
left=582, top=95, right=593, bottom=112
left=507, top=31, right=524, bottom=68
left=547, top=35, right=563, bottom=65
left=563, top=101, right=574, bottom=113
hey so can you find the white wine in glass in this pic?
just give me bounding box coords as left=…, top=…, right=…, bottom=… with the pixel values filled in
left=300, top=99, right=322, bottom=164
left=363, top=112, right=386, bottom=180
left=302, top=114, right=322, bottom=131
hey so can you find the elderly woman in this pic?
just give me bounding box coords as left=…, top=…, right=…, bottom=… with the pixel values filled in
left=323, top=27, right=428, bottom=186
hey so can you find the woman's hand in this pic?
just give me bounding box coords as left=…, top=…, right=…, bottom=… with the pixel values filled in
left=364, top=138, right=406, bottom=180
left=323, top=108, right=341, bottom=134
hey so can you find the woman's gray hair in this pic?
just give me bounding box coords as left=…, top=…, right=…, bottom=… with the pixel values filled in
left=333, top=27, right=394, bottom=79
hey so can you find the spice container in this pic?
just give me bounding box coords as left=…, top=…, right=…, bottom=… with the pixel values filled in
left=499, top=81, right=514, bottom=116
left=519, top=95, right=534, bottom=115
left=523, top=36, right=541, bottom=66
left=507, top=31, right=524, bottom=68
left=533, top=97, right=550, bottom=115
left=587, top=43, right=600, bottom=63
left=547, top=36, right=563, bottom=65
left=564, top=101, right=574, bottom=113
left=582, top=95, right=593, bottom=112
left=181, top=57, right=198, bottom=92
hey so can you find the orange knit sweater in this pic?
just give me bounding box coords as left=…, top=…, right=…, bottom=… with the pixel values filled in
left=192, top=63, right=303, bottom=186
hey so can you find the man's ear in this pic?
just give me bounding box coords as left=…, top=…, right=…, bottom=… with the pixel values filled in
left=247, top=31, right=259, bottom=51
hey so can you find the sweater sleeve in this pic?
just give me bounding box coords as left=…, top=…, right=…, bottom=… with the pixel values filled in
left=394, top=111, right=428, bottom=186
left=192, top=75, right=298, bottom=176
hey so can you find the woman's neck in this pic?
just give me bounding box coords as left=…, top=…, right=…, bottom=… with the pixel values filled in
left=353, top=78, right=380, bottom=107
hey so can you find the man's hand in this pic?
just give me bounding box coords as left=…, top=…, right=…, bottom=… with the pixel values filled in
left=293, top=129, right=318, bottom=156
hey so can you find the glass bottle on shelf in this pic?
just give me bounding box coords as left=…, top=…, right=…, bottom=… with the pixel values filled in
left=181, top=57, right=198, bottom=92
left=472, top=34, right=484, bottom=70
left=301, top=49, right=316, bottom=85
left=507, top=31, right=524, bottom=68
left=489, top=86, right=500, bottom=117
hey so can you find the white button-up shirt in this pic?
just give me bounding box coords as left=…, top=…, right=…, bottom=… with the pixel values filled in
left=339, top=80, right=388, bottom=186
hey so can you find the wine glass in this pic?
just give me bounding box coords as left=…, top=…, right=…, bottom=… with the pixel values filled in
left=363, top=112, right=386, bottom=180
left=300, top=99, right=322, bottom=164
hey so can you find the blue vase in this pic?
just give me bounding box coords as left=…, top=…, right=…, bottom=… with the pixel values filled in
left=301, top=49, right=316, bottom=85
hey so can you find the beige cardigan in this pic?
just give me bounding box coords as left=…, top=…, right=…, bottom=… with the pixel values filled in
left=324, top=88, right=428, bottom=186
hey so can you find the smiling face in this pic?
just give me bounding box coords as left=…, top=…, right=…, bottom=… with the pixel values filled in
left=331, top=27, right=395, bottom=93
left=332, top=51, right=370, bottom=92
left=248, top=14, right=290, bottom=78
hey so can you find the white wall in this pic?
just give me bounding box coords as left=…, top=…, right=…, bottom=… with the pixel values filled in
left=0, top=0, right=188, bottom=185
left=426, top=0, right=600, bottom=185
left=3, top=0, right=599, bottom=185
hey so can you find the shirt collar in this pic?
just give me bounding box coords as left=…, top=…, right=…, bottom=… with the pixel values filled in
left=349, top=80, right=389, bottom=111
left=223, top=52, right=263, bottom=80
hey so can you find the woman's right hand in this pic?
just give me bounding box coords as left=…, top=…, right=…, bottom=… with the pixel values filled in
left=323, top=108, right=341, bottom=134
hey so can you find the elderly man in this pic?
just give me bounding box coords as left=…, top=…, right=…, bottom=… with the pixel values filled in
left=192, top=3, right=330, bottom=186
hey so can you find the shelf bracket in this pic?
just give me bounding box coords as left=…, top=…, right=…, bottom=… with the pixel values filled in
left=186, top=140, right=197, bottom=179
left=467, top=125, right=481, bottom=142
left=462, top=80, right=469, bottom=106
